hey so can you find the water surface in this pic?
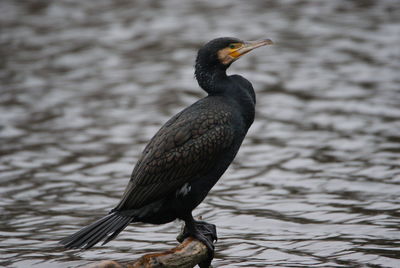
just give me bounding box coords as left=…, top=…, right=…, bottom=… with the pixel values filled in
left=1, top=0, right=400, bottom=267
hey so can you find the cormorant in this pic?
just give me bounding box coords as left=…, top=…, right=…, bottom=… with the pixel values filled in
left=60, top=37, right=273, bottom=265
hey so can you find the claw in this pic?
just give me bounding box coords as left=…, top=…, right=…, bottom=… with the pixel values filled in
left=191, top=232, right=214, bottom=268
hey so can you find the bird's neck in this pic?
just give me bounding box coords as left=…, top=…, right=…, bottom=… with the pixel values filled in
left=195, top=64, right=228, bottom=95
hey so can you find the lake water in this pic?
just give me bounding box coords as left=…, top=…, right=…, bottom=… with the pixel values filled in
left=1, top=0, right=400, bottom=267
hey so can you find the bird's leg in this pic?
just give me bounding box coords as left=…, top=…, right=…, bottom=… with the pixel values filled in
left=177, top=214, right=216, bottom=268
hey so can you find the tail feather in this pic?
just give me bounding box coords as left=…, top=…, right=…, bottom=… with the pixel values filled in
left=61, top=214, right=112, bottom=248
left=79, top=215, right=121, bottom=249
left=60, top=213, right=133, bottom=249
left=83, top=216, right=122, bottom=249
left=103, top=216, right=132, bottom=245
left=64, top=214, right=110, bottom=244
left=66, top=214, right=113, bottom=248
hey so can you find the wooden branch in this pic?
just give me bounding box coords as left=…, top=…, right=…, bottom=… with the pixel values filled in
left=81, top=237, right=211, bottom=268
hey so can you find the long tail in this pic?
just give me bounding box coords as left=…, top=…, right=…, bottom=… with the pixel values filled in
left=60, top=212, right=133, bottom=249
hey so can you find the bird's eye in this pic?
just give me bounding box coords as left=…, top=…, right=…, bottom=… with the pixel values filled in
left=229, top=44, right=236, bottom=49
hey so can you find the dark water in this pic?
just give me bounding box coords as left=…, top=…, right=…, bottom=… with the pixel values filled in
left=1, top=0, right=400, bottom=267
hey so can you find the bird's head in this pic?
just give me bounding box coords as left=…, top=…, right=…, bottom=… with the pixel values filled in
left=196, top=37, right=273, bottom=71
left=194, top=37, right=273, bottom=93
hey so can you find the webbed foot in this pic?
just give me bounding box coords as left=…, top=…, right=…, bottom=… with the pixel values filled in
left=177, top=219, right=217, bottom=268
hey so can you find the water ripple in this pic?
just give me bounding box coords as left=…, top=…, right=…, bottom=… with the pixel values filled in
left=1, top=0, right=400, bottom=267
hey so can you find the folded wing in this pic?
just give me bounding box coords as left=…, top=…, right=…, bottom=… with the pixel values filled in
left=114, top=105, right=234, bottom=211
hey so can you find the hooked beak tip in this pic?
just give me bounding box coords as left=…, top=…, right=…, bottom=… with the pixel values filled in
left=248, top=39, right=274, bottom=47
left=263, top=39, right=274, bottom=45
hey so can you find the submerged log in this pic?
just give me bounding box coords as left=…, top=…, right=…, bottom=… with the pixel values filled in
left=81, top=237, right=211, bottom=268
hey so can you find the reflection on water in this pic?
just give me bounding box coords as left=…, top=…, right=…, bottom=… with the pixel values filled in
left=1, top=0, right=400, bottom=267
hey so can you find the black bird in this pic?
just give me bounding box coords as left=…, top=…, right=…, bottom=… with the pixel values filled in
left=61, top=37, right=272, bottom=263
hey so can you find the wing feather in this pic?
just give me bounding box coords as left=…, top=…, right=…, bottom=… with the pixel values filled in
left=114, top=103, right=233, bottom=210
